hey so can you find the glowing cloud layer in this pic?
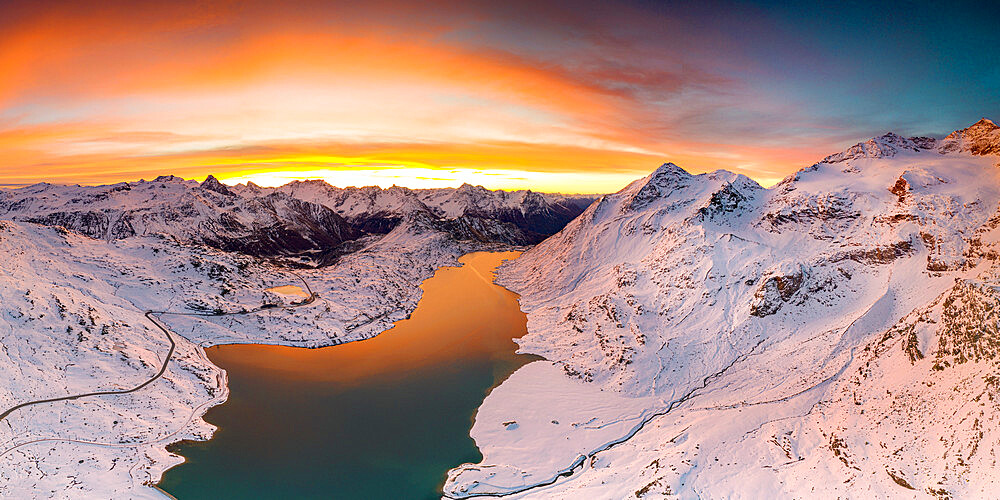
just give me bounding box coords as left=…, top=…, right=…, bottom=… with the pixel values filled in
left=0, top=0, right=995, bottom=191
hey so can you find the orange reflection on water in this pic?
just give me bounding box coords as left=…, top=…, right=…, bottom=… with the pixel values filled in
left=206, top=251, right=528, bottom=385
left=265, top=285, right=310, bottom=298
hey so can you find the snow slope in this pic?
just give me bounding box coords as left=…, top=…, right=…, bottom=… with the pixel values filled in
left=446, top=119, right=1000, bottom=499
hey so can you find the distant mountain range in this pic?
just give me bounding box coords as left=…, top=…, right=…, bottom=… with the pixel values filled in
left=0, top=176, right=596, bottom=265
left=268, top=180, right=594, bottom=242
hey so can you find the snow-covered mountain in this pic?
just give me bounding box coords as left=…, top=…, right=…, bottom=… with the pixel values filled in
left=7, top=118, right=1000, bottom=499
left=0, top=175, right=360, bottom=264
left=939, top=118, right=1000, bottom=156
left=0, top=177, right=595, bottom=264
left=445, top=118, right=1000, bottom=498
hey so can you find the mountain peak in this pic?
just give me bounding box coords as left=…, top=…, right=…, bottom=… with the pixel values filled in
left=455, top=183, right=489, bottom=195
left=297, top=179, right=332, bottom=186
left=641, top=163, right=694, bottom=190
left=940, top=117, right=1000, bottom=156
left=199, top=175, right=235, bottom=196
left=619, top=162, right=693, bottom=211
left=945, top=117, right=998, bottom=138
left=972, top=117, right=997, bottom=128
left=651, top=162, right=689, bottom=178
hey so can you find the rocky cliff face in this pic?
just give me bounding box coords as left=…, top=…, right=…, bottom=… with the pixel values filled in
left=446, top=118, right=1000, bottom=499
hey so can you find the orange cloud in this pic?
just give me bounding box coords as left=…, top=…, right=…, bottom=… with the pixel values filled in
left=0, top=0, right=846, bottom=191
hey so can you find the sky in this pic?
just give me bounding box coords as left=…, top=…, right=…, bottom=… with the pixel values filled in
left=0, top=0, right=997, bottom=192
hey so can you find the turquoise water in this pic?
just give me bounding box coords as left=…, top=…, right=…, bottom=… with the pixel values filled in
left=158, top=251, right=539, bottom=499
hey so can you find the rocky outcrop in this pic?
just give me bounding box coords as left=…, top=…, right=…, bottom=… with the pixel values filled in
left=749, top=269, right=805, bottom=317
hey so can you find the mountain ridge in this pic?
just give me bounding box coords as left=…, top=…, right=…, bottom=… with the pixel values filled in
left=0, top=178, right=596, bottom=264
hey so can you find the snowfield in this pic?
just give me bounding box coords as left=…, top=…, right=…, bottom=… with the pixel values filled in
left=445, top=119, right=1000, bottom=499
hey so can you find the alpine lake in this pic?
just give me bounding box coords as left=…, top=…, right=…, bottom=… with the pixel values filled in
left=158, top=251, right=540, bottom=499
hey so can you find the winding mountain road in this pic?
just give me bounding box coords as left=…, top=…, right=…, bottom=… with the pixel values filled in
left=0, top=272, right=316, bottom=426
left=0, top=312, right=176, bottom=424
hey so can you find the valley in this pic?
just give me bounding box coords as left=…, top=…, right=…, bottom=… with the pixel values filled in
left=1, top=3, right=995, bottom=498
left=0, top=182, right=582, bottom=498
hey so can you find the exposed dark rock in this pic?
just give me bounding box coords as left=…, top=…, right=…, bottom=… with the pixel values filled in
left=889, top=176, right=909, bottom=202
left=831, top=240, right=914, bottom=265
left=750, top=269, right=805, bottom=317
left=199, top=175, right=235, bottom=196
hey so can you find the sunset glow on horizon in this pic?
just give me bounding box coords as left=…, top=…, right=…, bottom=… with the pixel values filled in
left=215, top=166, right=647, bottom=194
left=1, top=0, right=996, bottom=192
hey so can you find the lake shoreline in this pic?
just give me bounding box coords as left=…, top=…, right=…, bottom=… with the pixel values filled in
left=158, top=251, right=537, bottom=499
